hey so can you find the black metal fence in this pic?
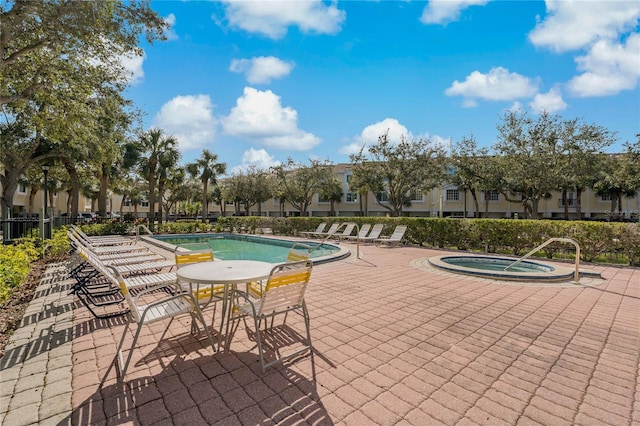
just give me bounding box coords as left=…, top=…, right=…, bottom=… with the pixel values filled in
left=1, top=217, right=52, bottom=244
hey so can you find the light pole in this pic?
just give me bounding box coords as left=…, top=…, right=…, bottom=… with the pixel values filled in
left=41, top=164, right=50, bottom=239
left=42, top=164, right=50, bottom=218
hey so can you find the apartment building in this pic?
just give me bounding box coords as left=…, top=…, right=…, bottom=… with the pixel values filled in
left=4, top=163, right=639, bottom=221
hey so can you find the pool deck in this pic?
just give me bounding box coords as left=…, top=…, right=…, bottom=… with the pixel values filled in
left=1, top=239, right=639, bottom=425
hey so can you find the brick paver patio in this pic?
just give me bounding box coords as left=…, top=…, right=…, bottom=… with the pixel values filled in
left=1, top=241, right=639, bottom=425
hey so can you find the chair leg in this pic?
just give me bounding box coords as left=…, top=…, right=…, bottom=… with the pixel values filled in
left=253, top=315, right=267, bottom=373
left=120, top=321, right=145, bottom=379
left=192, top=303, right=218, bottom=352
left=302, top=301, right=312, bottom=348
left=115, top=317, right=134, bottom=379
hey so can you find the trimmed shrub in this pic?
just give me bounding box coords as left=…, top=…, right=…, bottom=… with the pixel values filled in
left=0, top=238, right=40, bottom=304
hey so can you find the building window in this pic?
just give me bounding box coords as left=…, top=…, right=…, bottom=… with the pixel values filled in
left=601, top=194, right=611, bottom=201
left=409, top=190, right=423, bottom=201
left=446, top=189, right=460, bottom=201
left=18, top=184, right=27, bottom=194
left=318, top=194, right=329, bottom=203
left=485, top=191, right=499, bottom=201
left=141, top=200, right=149, bottom=207
left=376, top=191, right=389, bottom=202
left=124, top=198, right=131, bottom=207
left=346, top=192, right=358, bottom=203
left=559, top=193, right=575, bottom=207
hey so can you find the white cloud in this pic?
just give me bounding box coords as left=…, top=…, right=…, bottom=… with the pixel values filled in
left=508, top=101, right=524, bottom=112
left=445, top=67, right=539, bottom=105
left=420, top=0, right=490, bottom=25
left=221, top=87, right=321, bottom=151
left=118, top=51, right=145, bottom=85
left=529, top=87, right=567, bottom=113
left=567, top=33, right=640, bottom=97
left=230, top=56, right=294, bottom=84
left=529, top=0, right=640, bottom=52
left=163, top=13, right=178, bottom=40
left=153, top=95, right=217, bottom=151
left=231, top=148, right=281, bottom=174
left=339, top=118, right=412, bottom=155
left=221, top=0, right=346, bottom=39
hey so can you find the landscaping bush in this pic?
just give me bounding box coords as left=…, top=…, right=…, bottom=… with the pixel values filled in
left=0, top=238, right=40, bottom=304
left=47, top=226, right=71, bottom=257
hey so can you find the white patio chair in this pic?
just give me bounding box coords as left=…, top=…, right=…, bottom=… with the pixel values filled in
left=109, top=265, right=216, bottom=379
left=231, top=260, right=314, bottom=372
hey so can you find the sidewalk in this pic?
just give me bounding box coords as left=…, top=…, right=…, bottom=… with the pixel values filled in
left=1, top=244, right=639, bottom=425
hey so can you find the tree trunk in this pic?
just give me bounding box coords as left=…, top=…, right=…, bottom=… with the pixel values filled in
left=562, top=190, right=569, bottom=220
left=28, top=186, right=38, bottom=217
left=575, top=187, right=583, bottom=220
left=470, top=189, right=479, bottom=218
left=61, top=158, right=80, bottom=218
left=157, top=181, right=165, bottom=225
left=147, top=168, right=156, bottom=222
left=201, top=180, right=208, bottom=220
left=98, top=164, right=109, bottom=216
left=0, top=170, right=21, bottom=219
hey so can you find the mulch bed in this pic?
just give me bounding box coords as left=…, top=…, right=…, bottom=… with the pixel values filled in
left=0, top=259, right=48, bottom=359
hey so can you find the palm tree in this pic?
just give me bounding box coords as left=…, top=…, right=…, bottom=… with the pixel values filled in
left=186, top=149, right=227, bottom=220
left=137, top=128, right=178, bottom=223
left=156, top=146, right=181, bottom=224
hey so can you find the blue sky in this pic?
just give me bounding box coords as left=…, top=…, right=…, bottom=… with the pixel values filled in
left=123, top=0, right=640, bottom=173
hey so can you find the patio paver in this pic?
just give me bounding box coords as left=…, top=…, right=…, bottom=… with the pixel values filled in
left=1, top=242, right=639, bottom=425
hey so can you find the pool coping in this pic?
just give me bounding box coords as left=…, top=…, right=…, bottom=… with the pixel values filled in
left=140, top=232, right=351, bottom=265
left=427, top=254, right=603, bottom=282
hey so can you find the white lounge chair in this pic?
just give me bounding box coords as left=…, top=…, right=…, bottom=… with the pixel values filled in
left=305, top=222, right=340, bottom=238
left=374, top=225, right=407, bottom=246
left=349, top=223, right=384, bottom=243
left=300, top=222, right=327, bottom=237
left=343, top=223, right=371, bottom=242
left=333, top=222, right=357, bottom=240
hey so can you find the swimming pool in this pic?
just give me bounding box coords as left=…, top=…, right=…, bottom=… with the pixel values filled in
left=427, top=255, right=601, bottom=282
left=145, top=233, right=349, bottom=264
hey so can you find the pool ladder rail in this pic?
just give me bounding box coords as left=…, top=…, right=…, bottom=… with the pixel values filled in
left=135, top=224, right=154, bottom=242
left=311, top=222, right=361, bottom=259
left=504, top=237, right=581, bottom=282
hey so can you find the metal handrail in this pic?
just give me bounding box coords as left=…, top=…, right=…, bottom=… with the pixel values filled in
left=504, top=237, right=581, bottom=282
left=135, top=224, right=154, bottom=241
left=310, top=222, right=360, bottom=259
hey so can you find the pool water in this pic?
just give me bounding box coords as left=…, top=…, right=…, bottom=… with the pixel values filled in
left=153, top=233, right=342, bottom=263
left=443, top=257, right=554, bottom=273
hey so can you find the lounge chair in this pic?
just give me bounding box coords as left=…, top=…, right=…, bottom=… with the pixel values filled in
left=343, top=223, right=370, bottom=242
left=346, top=223, right=384, bottom=243
left=300, top=222, right=327, bottom=237
left=332, top=222, right=357, bottom=240
left=374, top=225, right=407, bottom=246
left=305, top=222, right=340, bottom=238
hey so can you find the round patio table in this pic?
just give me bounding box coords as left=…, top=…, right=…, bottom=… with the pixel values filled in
left=176, top=260, right=274, bottom=349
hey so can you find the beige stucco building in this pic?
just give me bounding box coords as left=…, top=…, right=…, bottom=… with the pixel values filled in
left=4, top=163, right=639, bottom=221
